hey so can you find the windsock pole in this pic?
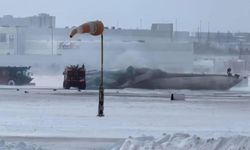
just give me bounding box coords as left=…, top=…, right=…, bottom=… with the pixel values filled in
left=97, top=34, right=104, bottom=117
left=69, top=21, right=105, bottom=117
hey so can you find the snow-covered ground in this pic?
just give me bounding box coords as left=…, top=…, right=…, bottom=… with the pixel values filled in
left=0, top=83, right=250, bottom=149
left=112, top=133, right=250, bottom=150
left=0, top=139, right=45, bottom=150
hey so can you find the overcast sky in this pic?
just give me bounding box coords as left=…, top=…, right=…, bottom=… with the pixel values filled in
left=1, top=0, right=250, bottom=32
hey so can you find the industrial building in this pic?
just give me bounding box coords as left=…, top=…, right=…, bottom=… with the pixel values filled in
left=0, top=13, right=249, bottom=74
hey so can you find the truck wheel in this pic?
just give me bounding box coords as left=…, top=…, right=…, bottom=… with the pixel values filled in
left=79, top=84, right=86, bottom=90
left=8, top=80, right=16, bottom=86
left=63, top=82, right=70, bottom=89
left=79, top=86, right=85, bottom=90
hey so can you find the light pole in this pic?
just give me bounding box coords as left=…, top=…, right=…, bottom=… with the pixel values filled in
left=50, top=17, right=54, bottom=55
left=15, top=26, right=23, bottom=55
left=51, top=26, right=54, bottom=55
left=70, top=21, right=105, bottom=117
left=15, top=26, right=19, bottom=55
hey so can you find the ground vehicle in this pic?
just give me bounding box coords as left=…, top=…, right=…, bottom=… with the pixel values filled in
left=63, top=65, right=86, bottom=89
left=0, top=66, right=33, bottom=85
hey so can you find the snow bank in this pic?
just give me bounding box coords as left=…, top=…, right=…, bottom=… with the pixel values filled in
left=0, top=140, right=44, bottom=150
left=112, top=133, right=250, bottom=150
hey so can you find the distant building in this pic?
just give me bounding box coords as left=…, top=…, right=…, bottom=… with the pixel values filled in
left=151, top=23, right=173, bottom=39
left=0, top=13, right=56, bottom=55
left=151, top=23, right=173, bottom=32
left=0, top=13, right=55, bottom=28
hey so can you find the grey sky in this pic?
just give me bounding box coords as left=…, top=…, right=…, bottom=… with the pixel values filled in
left=1, top=0, right=250, bottom=32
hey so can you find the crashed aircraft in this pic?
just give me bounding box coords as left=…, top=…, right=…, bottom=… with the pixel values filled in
left=86, top=66, right=244, bottom=90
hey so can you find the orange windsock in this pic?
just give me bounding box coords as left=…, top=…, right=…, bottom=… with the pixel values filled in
left=70, top=21, right=104, bottom=38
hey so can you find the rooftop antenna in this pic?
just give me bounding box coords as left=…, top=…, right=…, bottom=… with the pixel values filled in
left=175, top=18, right=178, bottom=32
left=200, top=20, right=202, bottom=33
left=116, top=20, right=119, bottom=28
left=140, top=19, right=142, bottom=29
left=207, top=22, right=210, bottom=43
left=199, top=20, right=202, bottom=42
left=197, top=27, right=200, bottom=42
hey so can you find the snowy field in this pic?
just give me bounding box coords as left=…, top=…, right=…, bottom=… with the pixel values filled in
left=0, top=75, right=250, bottom=149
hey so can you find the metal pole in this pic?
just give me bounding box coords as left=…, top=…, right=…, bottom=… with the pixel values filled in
left=51, top=27, right=54, bottom=55
left=97, top=34, right=104, bottom=117
left=51, top=17, right=54, bottom=55
left=16, top=26, right=18, bottom=55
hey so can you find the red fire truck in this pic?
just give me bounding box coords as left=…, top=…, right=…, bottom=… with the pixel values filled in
left=63, top=65, right=86, bottom=89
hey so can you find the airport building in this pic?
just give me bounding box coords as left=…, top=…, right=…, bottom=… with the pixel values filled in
left=0, top=13, right=55, bottom=28
left=0, top=13, right=250, bottom=73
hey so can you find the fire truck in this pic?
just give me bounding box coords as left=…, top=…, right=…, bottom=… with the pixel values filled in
left=0, top=66, right=33, bottom=85
left=63, top=64, right=86, bottom=89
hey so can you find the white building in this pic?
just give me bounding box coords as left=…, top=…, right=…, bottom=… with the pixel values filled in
left=0, top=18, right=194, bottom=73
left=0, top=13, right=55, bottom=28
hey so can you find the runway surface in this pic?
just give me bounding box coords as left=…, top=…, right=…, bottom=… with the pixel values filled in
left=0, top=86, right=250, bottom=149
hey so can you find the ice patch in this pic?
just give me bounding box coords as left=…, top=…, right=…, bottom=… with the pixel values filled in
left=112, top=133, right=250, bottom=150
